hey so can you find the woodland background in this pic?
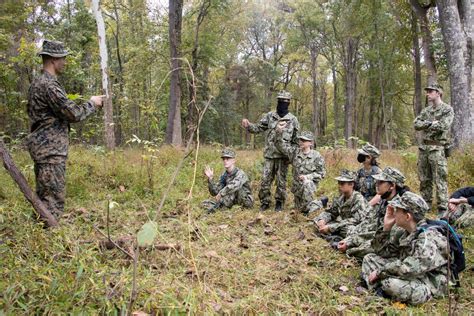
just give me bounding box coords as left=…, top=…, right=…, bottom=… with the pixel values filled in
left=0, top=0, right=472, bottom=149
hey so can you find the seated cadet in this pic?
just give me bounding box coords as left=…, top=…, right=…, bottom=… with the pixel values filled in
left=441, top=186, right=474, bottom=228
left=338, top=167, right=408, bottom=259
left=355, top=143, right=382, bottom=202
left=202, top=148, right=253, bottom=213
left=362, top=192, right=449, bottom=305
left=275, top=124, right=326, bottom=214
left=313, top=170, right=368, bottom=244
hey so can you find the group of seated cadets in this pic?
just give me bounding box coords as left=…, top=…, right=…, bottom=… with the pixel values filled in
left=200, top=137, right=470, bottom=306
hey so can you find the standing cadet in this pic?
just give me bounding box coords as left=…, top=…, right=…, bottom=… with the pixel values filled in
left=241, top=91, right=300, bottom=211
left=202, top=148, right=253, bottom=212
left=26, top=40, right=104, bottom=219
left=414, top=83, right=454, bottom=214
left=362, top=192, right=449, bottom=305
left=275, top=126, right=326, bottom=214
left=355, top=143, right=381, bottom=202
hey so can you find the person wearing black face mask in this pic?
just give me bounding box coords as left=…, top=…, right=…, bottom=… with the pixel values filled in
left=338, top=167, right=409, bottom=260
left=355, top=143, right=382, bottom=202
left=241, top=91, right=300, bottom=212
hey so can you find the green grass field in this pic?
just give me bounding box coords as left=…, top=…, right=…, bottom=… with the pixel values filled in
left=1, top=145, right=473, bottom=314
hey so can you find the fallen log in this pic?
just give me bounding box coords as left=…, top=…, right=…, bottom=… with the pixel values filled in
left=0, top=139, right=58, bottom=227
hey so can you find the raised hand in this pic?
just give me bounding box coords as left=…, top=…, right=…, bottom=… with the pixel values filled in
left=204, top=165, right=214, bottom=180
left=383, top=204, right=396, bottom=231
left=241, top=118, right=250, bottom=128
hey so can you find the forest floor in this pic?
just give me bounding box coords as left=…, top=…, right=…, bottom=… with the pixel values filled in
left=0, top=145, right=473, bottom=315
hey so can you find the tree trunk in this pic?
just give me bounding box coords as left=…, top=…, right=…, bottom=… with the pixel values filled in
left=436, top=0, right=473, bottom=146
left=310, top=47, right=319, bottom=138
left=332, top=65, right=339, bottom=142
left=92, top=0, right=115, bottom=150
left=0, top=140, right=58, bottom=227
left=343, top=37, right=359, bottom=148
left=113, top=0, right=124, bottom=146
left=412, top=10, right=423, bottom=116
left=166, top=0, right=183, bottom=146
left=410, top=0, right=438, bottom=85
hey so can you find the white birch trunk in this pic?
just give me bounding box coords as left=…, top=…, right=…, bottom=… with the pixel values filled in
left=92, top=0, right=115, bottom=150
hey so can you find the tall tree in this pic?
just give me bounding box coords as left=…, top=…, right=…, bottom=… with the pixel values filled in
left=92, top=0, right=115, bottom=150
left=436, top=0, right=473, bottom=146
left=166, top=0, right=183, bottom=146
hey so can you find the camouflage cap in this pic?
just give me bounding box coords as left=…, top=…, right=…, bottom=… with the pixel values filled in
left=38, top=40, right=69, bottom=58
left=334, top=169, right=357, bottom=182
left=357, top=143, right=380, bottom=158
left=277, top=90, right=292, bottom=101
left=221, top=148, right=236, bottom=159
left=388, top=191, right=429, bottom=217
left=424, top=83, right=443, bottom=94
left=372, top=167, right=405, bottom=186
left=298, top=131, right=314, bottom=142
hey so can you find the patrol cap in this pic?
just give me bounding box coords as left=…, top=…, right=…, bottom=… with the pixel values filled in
left=221, top=148, right=236, bottom=159
left=334, top=169, right=357, bottom=182
left=38, top=40, right=69, bottom=58
left=357, top=143, right=380, bottom=158
left=388, top=191, right=429, bottom=217
left=424, top=83, right=443, bottom=94
left=298, top=131, right=314, bottom=142
left=372, top=167, right=405, bottom=186
left=277, top=90, right=292, bottom=101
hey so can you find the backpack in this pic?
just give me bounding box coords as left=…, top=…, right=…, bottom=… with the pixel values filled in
left=417, top=219, right=466, bottom=286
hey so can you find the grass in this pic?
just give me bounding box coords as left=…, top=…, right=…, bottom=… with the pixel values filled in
left=0, top=144, right=473, bottom=315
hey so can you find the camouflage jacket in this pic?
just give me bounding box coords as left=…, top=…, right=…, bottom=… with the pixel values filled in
left=26, top=70, right=96, bottom=163
left=246, top=112, right=299, bottom=159
left=355, top=166, right=381, bottom=200
left=371, top=219, right=449, bottom=296
left=315, top=191, right=368, bottom=234
left=275, top=138, right=326, bottom=187
left=345, top=196, right=394, bottom=247
left=414, top=102, right=454, bottom=148
left=208, top=167, right=252, bottom=198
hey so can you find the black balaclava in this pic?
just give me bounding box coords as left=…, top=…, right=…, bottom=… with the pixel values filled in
left=357, top=153, right=367, bottom=163
left=276, top=99, right=289, bottom=117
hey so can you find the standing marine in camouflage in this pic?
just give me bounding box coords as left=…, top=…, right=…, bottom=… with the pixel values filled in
left=241, top=91, right=300, bottom=211
left=313, top=170, right=368, bottom=244
left=362, top=192, right=449, bottom=305
left=275, top=126, right=326, bottom=214
left=202, top=148, right=253, bottom=212
left=355, top=143, right=381, bottom=202
left=26, top=40, right=104, bottom=219
left=414, top=83, right=454, bottom=214
left=338, top=167, right=408, bottom=260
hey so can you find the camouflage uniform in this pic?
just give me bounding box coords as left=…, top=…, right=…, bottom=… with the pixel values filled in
left=276, top=131, right=326, bottom=214
left=441, top=186, right=474, bottom=228
left=26, top=40, right=97, bottom=218
left=313, top=170, right=368, bottom=238
left=355, top=143, right=382, bottom=201
left=202, top=149, right=253, bottom=211
left=344, top=167, right=406, bottom=260
left=245, top=92, right=300, bottom=207
left=362, top=192, right=449, bottom=305
left=414, top=84, right=454, bottom=212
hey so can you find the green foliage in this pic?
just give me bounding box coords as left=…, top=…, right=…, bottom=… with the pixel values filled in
left=0, top=145, right=473, bottom=313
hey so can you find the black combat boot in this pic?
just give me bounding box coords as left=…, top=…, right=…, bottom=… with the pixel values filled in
left=274, top=201, right=283, bottom=212
left=260, top=203, right=270, bottom=211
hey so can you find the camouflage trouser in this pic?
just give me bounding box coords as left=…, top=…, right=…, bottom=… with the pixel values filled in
left=258, top=158, right=288, bottom=205
left=441, top=204, right=474, bottom=228
left=346, top=239, right=374, bottom=261
left=293, top=180, right=318, bottom=213
left=202, top=189, right=254, bottom=211
left=34, top=161, right=66, bottom=219
left=362, top=253, right=433, bottom=305
left=418, top=147, right=448, bottom=212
